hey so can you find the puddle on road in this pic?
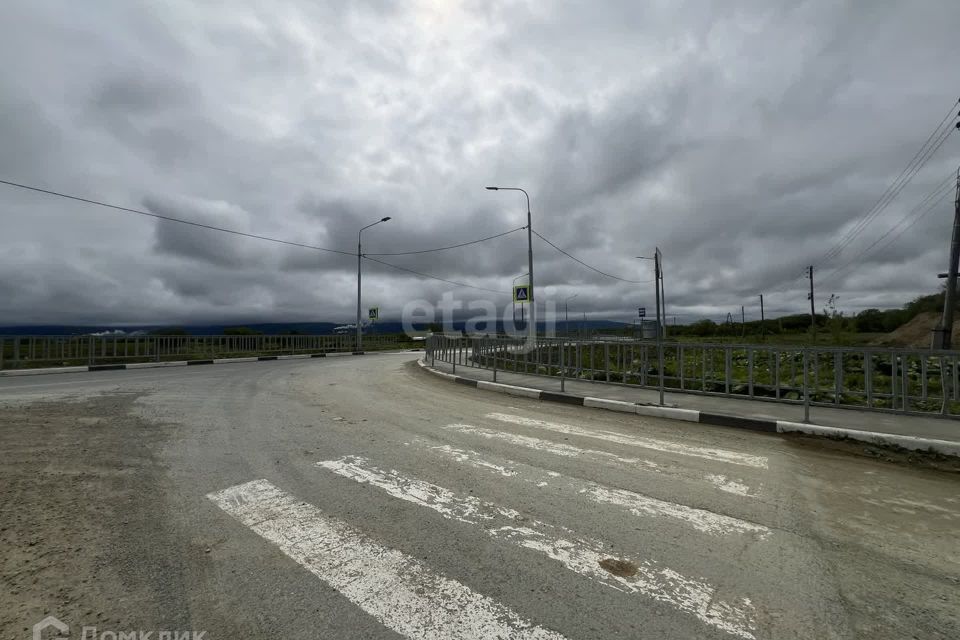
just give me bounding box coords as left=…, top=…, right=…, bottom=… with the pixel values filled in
left=599, top=558, right=638, bottom=578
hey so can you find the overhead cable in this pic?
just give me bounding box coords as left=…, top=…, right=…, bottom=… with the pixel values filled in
left=532, top=230, right=654, bottom=284
left=365, top=226, right=525, bottom=256
left=0, top=178, right=357, bottom=256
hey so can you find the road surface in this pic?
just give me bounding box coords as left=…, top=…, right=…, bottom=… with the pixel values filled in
left=1, top=353, right=958, bottom=639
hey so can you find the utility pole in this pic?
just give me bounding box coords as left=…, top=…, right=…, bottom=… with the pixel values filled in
left=564, top=294, right=578, bottom=337
left=741, top=305, right=745, bottom=339
left=654, top=249, right=662, bottom=342
left=654, top=248, right=664, bottom=405
left=807, top=265, right=816, bottom=341
left=759, top=294, right=765, bottom=341
left=658, top=249, right=667, bottom=339
left=932, top=166, right=960, bottom=349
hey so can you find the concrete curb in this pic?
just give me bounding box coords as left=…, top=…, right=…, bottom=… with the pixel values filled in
left=0, top=350, right=417, bottom=377
left=0, top=365, right=89, bottom=376
left=776, top=421, right=960, bottom=457
left=416, top=359, right=960, bottom=458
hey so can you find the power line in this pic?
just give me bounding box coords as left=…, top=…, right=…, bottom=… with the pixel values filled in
left=0, top=178, right=357, bottom=256
left=818, top=103, right=957, bottom=265
left=821, top=177, right=955, bottom=285
left=0, top=177, right=518, bottom=295
left=365, top=226, right=525, bottom=256
left=816, top=98, right=959, bottom=266
left=361, top=255, right=509, bottom=295
left=532, top=230, right=654, bottom=284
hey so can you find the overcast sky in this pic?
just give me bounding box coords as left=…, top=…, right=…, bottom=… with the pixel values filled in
left=2, top=0, right=959, bottom=326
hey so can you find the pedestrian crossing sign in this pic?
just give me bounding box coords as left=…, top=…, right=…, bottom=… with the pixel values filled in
left=513, top=285, right=530, bottom=303
left=368, top=307, right=379, bottom=320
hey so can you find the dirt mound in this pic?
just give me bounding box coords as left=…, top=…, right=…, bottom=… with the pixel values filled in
left=872, top=311, right=960, bottom=348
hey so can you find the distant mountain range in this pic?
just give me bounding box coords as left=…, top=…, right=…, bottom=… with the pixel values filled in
left=0, top=319, right=629, bottom=336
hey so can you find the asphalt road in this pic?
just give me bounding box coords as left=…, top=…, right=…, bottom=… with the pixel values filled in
left=1, top=353, right=958, bottom=640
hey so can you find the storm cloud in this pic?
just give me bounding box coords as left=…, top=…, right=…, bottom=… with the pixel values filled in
left=1, top=0, right=958, bottom=326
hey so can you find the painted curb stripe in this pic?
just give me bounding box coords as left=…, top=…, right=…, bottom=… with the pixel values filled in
left=776, top=421, right=960, bottom=456
left=125, top=361, right=189, bottom=369
left=0, top=366, right=90, bottom=376
left=635, top=405, right=701, bottom=423
left=0, top=351, right=359, bottom=377
left=540, top=391, right=585, bottom=405
left=584, top=397, right=638, bottom=413
left=699, top=413, right=777, bottom=433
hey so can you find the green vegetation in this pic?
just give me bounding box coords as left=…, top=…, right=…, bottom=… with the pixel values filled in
left=224, top=326, right=263, bottom=335
left=148, top=327, right=189, bottom=336
left=610, top=291, right=952, bottom=347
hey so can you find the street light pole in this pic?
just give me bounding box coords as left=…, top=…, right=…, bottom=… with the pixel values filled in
left=356, top=216, right=391, bottom=353
left=565, top=294, right=578, bottom=336
left=487, top=187, right=534, bottom=346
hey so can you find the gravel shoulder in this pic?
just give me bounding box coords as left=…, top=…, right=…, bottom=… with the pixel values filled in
left=0, top=392, right=198, bottom=639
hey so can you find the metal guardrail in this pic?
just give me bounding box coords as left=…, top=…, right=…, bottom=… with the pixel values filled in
left=0, top=334, right=402, bottom=369
left=426, top=335, right=960, bottom=419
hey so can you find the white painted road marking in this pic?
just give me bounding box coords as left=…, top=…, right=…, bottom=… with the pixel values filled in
left=423, top=440, right=769, bottom=539
left=445, top=423, right=660, bottom=469
left=318, top=456, right=758, bottom=639
left=444, top=424, right=759, bottom=496
left=706, top=474, right=753, bottom=497
left=208, top=479, right=567, bottom=640
left=429, top=444, right=518, bottom=477
left=486, top=412, right=769, bottom=469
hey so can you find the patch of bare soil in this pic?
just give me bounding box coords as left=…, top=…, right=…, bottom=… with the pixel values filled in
left=0, top=393, right=185, bottom=639
left=872, top=311, right=960, bottom=348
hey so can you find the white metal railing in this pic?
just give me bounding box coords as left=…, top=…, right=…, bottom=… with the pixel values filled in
left=0, top=334, right=403, bottom=369
left=426, top=335, right=960, bottom=419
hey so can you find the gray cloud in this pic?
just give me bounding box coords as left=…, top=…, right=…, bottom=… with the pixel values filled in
left=1, top=0, right=959, bottom=327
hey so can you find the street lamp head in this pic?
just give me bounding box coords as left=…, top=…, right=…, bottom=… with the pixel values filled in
left=381, top=216, right=392, bottom=222
left=485, top=186, right=498, bottom=190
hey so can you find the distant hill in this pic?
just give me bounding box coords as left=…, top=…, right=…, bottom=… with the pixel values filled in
left=0, top=319, right=628, bottom=336
left=870, top=312, right=960, bottom=348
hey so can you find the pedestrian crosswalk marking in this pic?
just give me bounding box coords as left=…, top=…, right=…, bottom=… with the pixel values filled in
left=207, top=479, right=567, bottom=640
left=445, top=422, right=660, bottom=468
left=441, top=424, right=758, bottom=497
left=423, top=439, right=768, bottom=538
left=317, top=456, right=758, bottom=639
left=486, top=413, right=769, bottom=469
